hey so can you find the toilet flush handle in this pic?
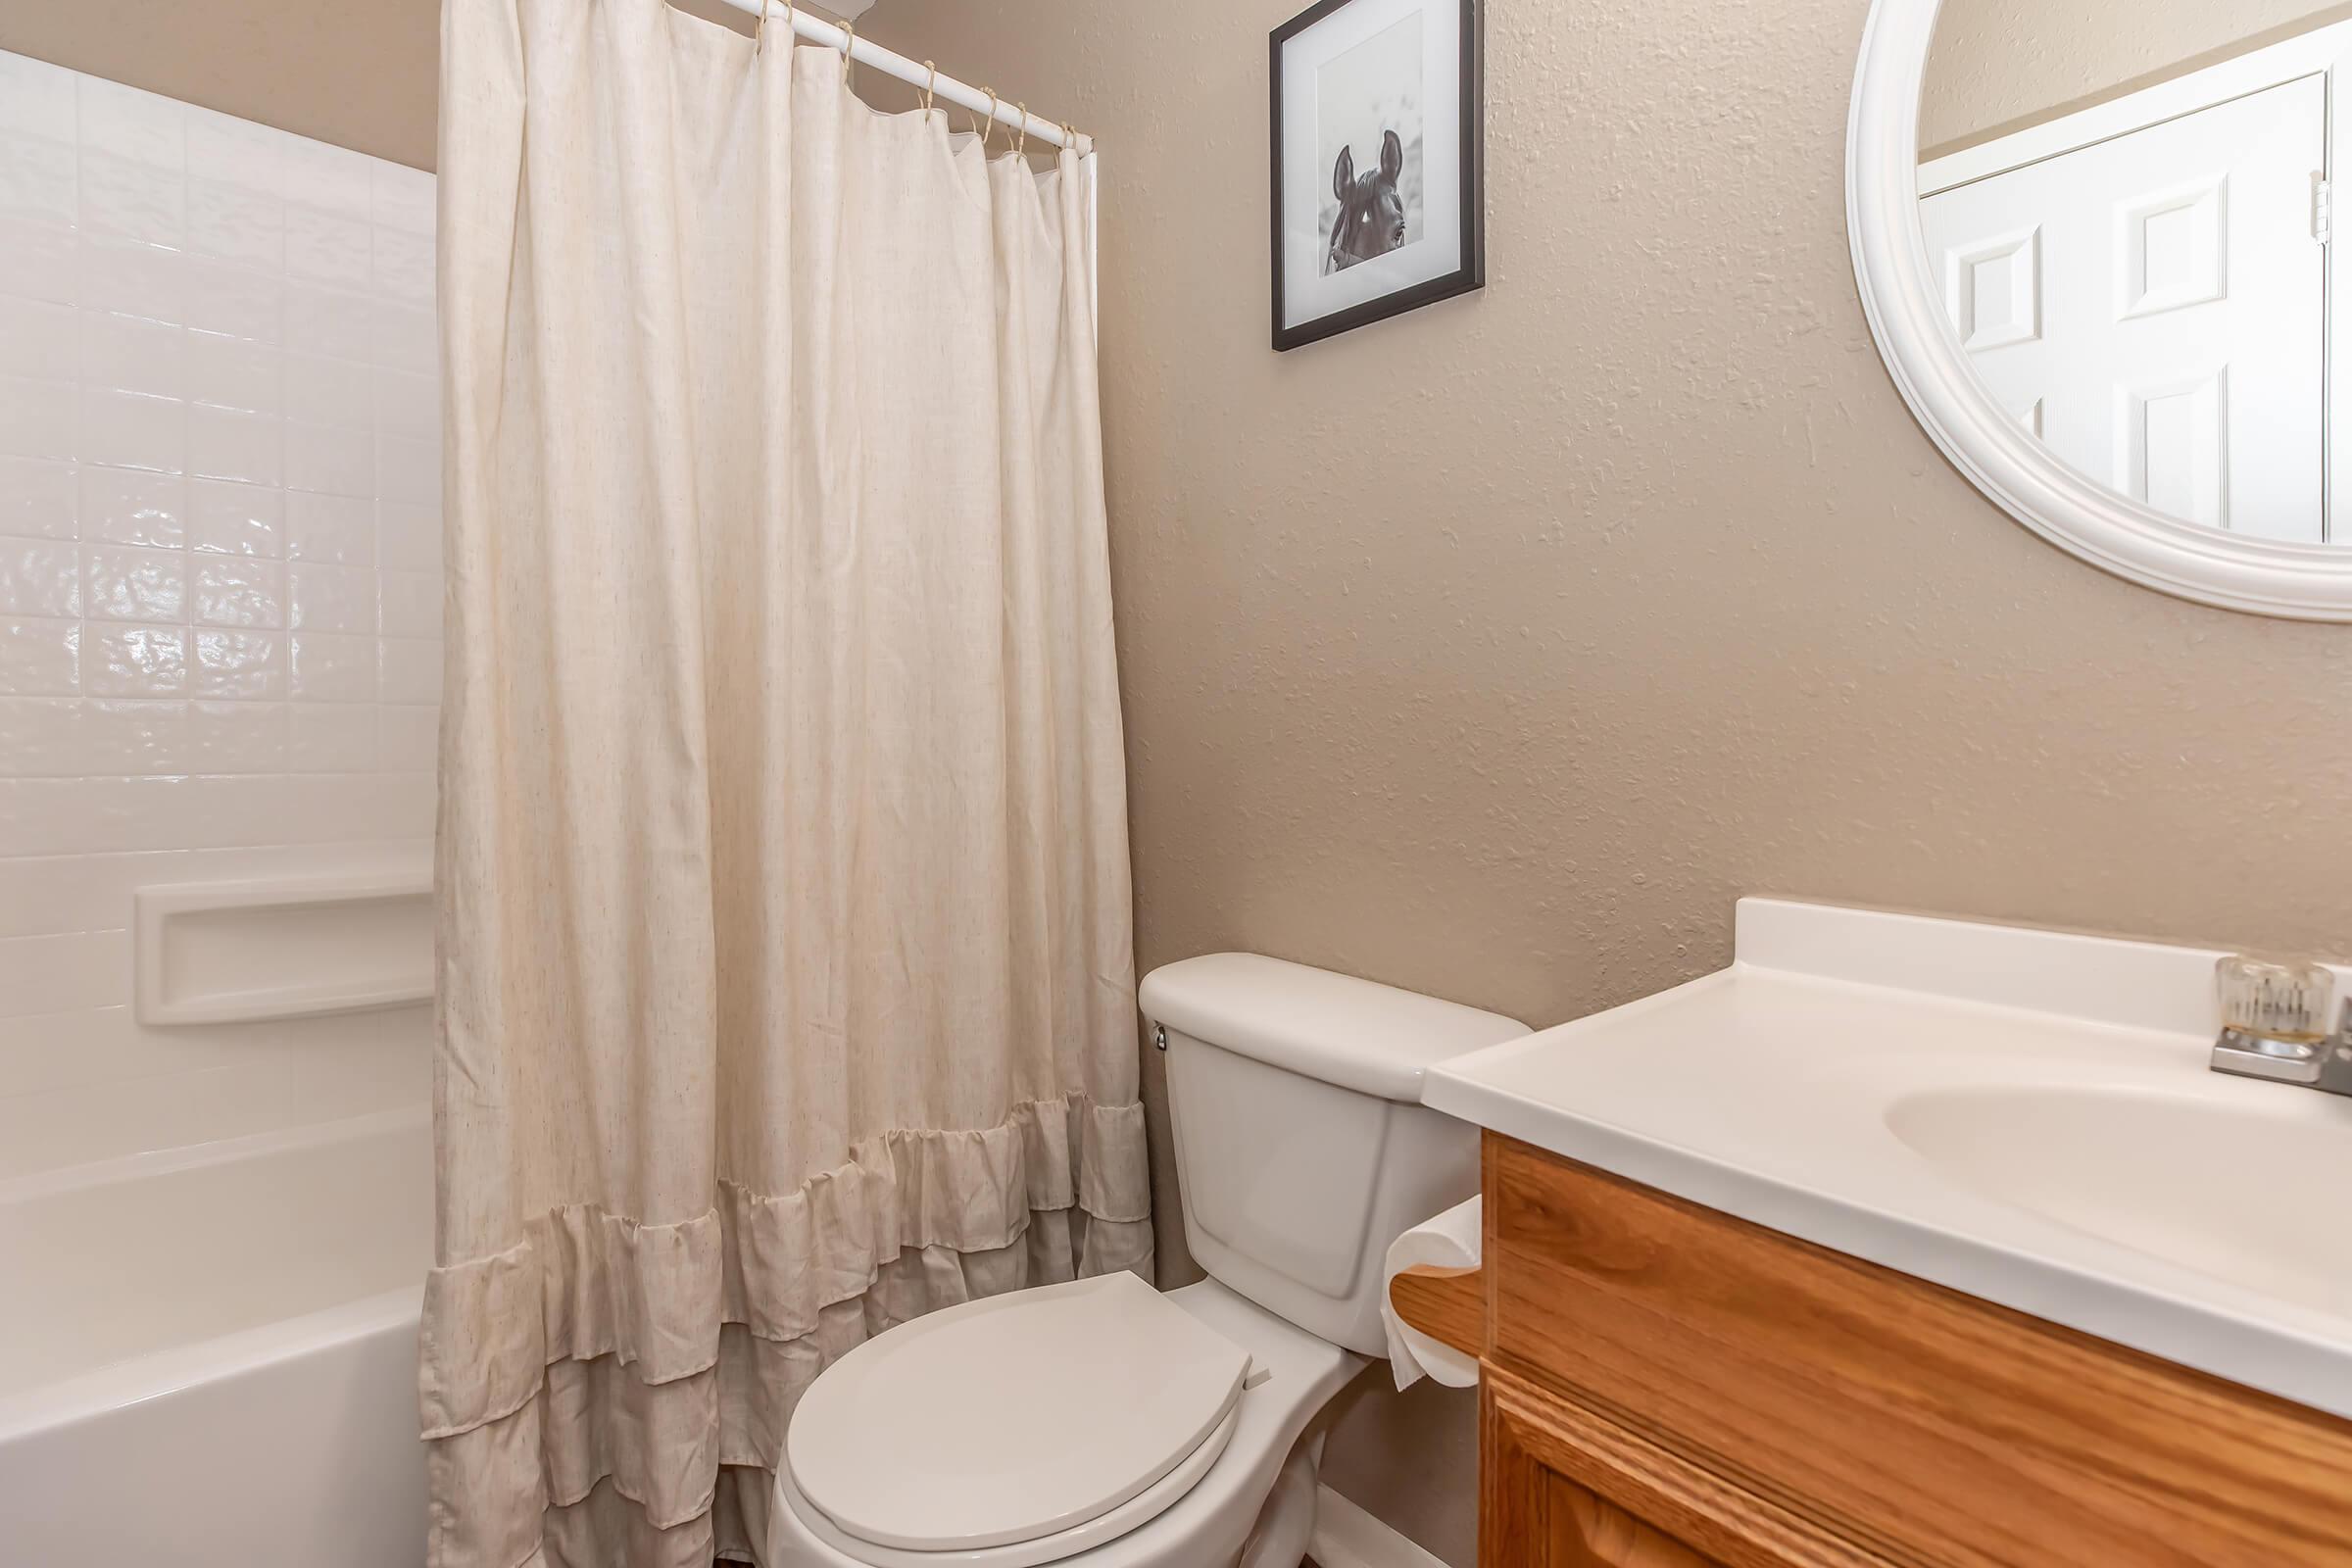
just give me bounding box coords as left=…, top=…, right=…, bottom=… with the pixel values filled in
left=1152, top=1023, right=1167, bottom=1052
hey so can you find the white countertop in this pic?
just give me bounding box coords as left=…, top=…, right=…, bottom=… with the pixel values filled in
left=1421, top=898, right=2352, bottom=1419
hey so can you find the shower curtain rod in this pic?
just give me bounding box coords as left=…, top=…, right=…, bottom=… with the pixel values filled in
left=720, top=1, right=1094, bottom=155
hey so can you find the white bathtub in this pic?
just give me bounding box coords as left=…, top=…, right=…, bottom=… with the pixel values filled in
left=0, top=1106, right=433, bottom=1565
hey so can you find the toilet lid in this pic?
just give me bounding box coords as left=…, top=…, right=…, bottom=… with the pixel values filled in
left=780, top=1402, right=1242, bottom=1568
left=786, top=1272, right=1251, bottom=1554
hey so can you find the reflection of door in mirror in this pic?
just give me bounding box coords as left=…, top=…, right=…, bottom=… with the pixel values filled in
left=1917, top=10, right=2352, bottom=545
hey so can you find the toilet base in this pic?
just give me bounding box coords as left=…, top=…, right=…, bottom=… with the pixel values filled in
left=1234, top=1431, right=1326, bottom=1568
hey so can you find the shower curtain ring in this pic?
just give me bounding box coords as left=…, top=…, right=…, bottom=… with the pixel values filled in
left=979, top=88, right=999, bottom=151
left=752, top=0, right=764, bottom=53
left=839, top=17, right=855, bottom=84
left=922, top=61, right=937, bottom=122
left=1014, top=103, right=1028, bottom=155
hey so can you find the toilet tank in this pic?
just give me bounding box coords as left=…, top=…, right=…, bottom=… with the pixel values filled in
left=1137, top=954, right=1529, bottom=1356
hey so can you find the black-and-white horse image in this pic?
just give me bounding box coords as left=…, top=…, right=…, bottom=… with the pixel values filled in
left=1324, top=128, right=1406, bottom=273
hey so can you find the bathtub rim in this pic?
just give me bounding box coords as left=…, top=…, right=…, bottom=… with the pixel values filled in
left=0, top=1278, right=424, bottom=1443
left=0, top=1102, right=430, bottom=1444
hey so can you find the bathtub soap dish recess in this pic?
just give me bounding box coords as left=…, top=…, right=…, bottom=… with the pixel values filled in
left=133, top=870, right=434, bottom=1026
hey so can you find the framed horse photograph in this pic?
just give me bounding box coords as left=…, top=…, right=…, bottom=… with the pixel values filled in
left=1270, top=0, right=1483, bottom=351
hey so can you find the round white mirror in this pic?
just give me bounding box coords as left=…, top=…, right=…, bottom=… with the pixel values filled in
left=1850, top=0, right=2352, bottom=619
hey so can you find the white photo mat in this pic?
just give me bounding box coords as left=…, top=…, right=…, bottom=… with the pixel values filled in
left=1278, top=0, right=1466, bottom=335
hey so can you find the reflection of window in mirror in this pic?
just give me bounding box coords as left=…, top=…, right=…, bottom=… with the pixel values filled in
left=1916, top=2, right=2352, bottom=544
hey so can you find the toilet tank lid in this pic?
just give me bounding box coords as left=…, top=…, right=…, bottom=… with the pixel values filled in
left=1139, top=953, right=1529, bottom=1103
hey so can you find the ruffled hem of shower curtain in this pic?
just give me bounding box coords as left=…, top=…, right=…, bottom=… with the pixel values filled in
left=418, top=1094, right=1153, bottom=1568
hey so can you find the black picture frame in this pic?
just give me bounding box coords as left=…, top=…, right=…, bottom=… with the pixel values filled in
left=1269, top=0, right=1483, bottom=351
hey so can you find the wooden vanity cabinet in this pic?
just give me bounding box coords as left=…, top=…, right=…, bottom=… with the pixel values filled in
left=1391, top=1133, right=2352, bottom=1568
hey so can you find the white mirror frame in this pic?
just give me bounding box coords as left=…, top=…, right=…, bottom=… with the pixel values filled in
left=1848, top=0, right=2352, bottom=620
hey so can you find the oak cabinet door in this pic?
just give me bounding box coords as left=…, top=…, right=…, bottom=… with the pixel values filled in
left=1479, top=1366, right=1893, bottom=1568
left=1483, top=1375, right=1723, bottom=1568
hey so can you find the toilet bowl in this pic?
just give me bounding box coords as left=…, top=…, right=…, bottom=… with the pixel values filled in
left=769, top=955, right=1528, bottom=1568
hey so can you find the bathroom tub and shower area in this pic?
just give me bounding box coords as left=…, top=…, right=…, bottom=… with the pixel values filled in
left=2, top=2, right=1157, bottom=1562
left=0, top=47, right=443, bottom=1561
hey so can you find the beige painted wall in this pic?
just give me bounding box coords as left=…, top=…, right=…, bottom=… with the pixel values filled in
left=863, top=0, right=2352, bottom=1562
left=0, top=0, right=756, bottom=170
left=1921, top=0, right=2350, bottom=154
left=0, top=0, right=443, bottom=169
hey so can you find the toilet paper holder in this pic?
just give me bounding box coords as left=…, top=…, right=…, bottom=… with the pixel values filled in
left=1389, top=1263, right=1484, bottom=1361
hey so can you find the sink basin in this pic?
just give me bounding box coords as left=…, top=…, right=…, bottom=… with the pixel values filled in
left=1423, top=898, right=2352, bottom=1417
left=1886, top=1086, right=2352, bottom=1319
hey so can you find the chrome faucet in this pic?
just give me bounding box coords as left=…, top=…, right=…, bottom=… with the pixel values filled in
left=2210, top=957, right=2352, bottom=1097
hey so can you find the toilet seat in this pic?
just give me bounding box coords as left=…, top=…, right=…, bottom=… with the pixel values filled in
left=785, top=1273, right=1252, bottom=1564
left=779, top=1401, right=1240, bottom=1568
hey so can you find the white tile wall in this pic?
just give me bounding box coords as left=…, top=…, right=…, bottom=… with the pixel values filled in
left=0, top=51, right=438, bottom=1166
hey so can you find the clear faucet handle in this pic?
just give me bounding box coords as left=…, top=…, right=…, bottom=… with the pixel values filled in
left=2214, top=955, right=2333, bottom=1053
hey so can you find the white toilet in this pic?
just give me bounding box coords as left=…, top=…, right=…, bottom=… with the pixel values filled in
left=768, top=952, right=1528, bottom=1568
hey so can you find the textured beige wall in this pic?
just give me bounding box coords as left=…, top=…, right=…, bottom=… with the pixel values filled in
left=0, top=0, right=756, bottom=170
left=867, top=0, right=2352, bottom=1562
left=1921, top=0, right=2350, bottom=154
left=0, top=0, right=444, bottom=168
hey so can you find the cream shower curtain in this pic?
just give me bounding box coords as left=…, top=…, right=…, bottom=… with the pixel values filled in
left=420, top=3, right=1151, bottom=1563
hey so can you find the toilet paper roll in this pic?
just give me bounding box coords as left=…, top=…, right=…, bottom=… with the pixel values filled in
left=1379, top=1196, right=1482, bottom=1391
